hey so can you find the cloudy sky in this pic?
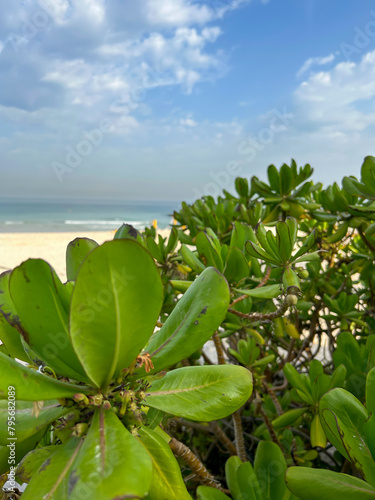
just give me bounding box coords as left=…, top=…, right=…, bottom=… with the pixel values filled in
left=0, top=0, right=374, bottom=201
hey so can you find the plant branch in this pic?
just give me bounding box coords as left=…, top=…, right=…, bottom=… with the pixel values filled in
left=213, top=331, right=226, bottom=365
left=228, top=300, right=289, bottom=322
left=232, top=410, right=247, bottom=462
left=169, top=436, right=223, bottom=490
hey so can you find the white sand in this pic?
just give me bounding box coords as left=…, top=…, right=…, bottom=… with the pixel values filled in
left=0, top=229, right=171, bottom=281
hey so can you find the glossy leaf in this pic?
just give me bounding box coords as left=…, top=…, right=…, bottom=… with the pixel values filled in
left=366, top=367, right=375, bottom=414
left=272, top=408, right=307, bottom=429
left=225, top=456, right=243, bottom=500
left=276, top=221, right=294, bottom=263
left=180, top=244, right=206, bottom=272
left=310, top=414, right=327, bottom=448
left=319, top=388, right=375, bottom=486
left=233, top=284, right=282, bottom=299
left=70, top=240, right=163, bottom=388
left=145, top=365, right=253, bottom=421
left=0, top=310, right=28, bottom=362
left=143, top=267, right=230, bottom=374
left=224, top=247, right=249, bottom=283
left=237, top=461, right=262, bottom=500
left=66, top=237, right=99, bottom=281
left=16, top=445, right=58, bottom=483
left=286, top=467, right=375, bottom=500
left=0, top=352, right=92, bottom=401
left=254, top=441, right=287, bottom=500
left=137, top=426, right=191, bottom=500
left=21, top=437, right=83, bottom=499
left=245, top=241, right=280, bottom=266
left=196, top=232, right=224, bottom=271
left=114, top=223, right=145, bottom=245
left=9, top=259, right=88, bottom=381
left=68, top=408, right=152, bottom=500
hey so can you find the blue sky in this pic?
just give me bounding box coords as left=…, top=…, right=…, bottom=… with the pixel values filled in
left=0, top=0, right=374, bottom=202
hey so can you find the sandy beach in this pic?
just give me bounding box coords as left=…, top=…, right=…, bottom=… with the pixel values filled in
left=0, top=229, right=171, bottom=281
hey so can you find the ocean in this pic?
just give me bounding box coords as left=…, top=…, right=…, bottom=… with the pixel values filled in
left=0, top=199, right=179, bottom=233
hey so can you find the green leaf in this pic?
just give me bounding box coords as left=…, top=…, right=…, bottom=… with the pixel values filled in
left=0, top=310, right=28, bottom=362
left=235, top=177, right=250, bottom=197
left=166, top=226, right=179, bottom=254
left=310, top=413, right=327, bottom=448
left=114, top=223, right=145, bottom=245
left=286, top=467, right=375, bottom=500
left=361, top=156, right=375, bottom=196
left=68, top=408, right=152, bottom=500
left=233, top=284, right=282, bottom=299
left=312, top=373, right=331, bottom=402
left=309, top=360, right=323, bottom=385
left=291, top=230, right=316, bottom=261
left=366, top=367, right=375, bottom=414
left=66, top=237, right=99, bottom=281
left=0, top=352, right=92, bottom=401
left=267, top=164, right=280, bottom=192
left=9, top=259, right=88, bottom=381
left=143, top=267, right=230, bottom=374
left=292, top=251, right=321, bottom=264
left=21, top=437, right=83, bottom=499
left=237, top=461, right=262, bottom=500
left=196, top=232, right=224, bottom=271
left=282, top=268, right=300, bottom=292
left=180, top=244, right=206, bottom=272
left=319, top=388, right=375, bottom=486
left=224, top=247, right=249, bottom=283
left=272, top=408, right=307, bottom=429
left=169, top=280, right=193, bottom=292
left=257, top=224, right=280, bottom=261
left=146, top=235, right=165, bottom=263
left=16, top=445, right=58, bottom=483
left=70, top=240, right=163, bottom=389
left=137, top=426, right=191, bottom=500
left=276, top=221, right=294, bottom=263
left=328, top=364, right=347, bottom=390
left=245, top=241, right=280, bottom=266
left=225, top=456, right=243, bottom=500
left=254, top=441, right=287, bottom=500
left=145, top=365, right=253, bottom=421
left=197, top=486, right=231, bottom=499
left=283, top=363, right=311, bottom=395
left=0, top=400, right=69, bottom=445
left=279, top=164, right=293, bottom=195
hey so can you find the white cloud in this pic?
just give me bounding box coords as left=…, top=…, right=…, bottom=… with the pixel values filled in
left=297, top=53, right=336, bottom=78
left=294, top=50, right=375, bottom=132
left=180, top=117, right=197, bottom=127
left=238, top=49, right=375, bottom=186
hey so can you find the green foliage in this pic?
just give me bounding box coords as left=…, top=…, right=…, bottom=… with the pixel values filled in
left=0, top=239, right=251, bottom=498
left=2, top=156, right=375, bottom=498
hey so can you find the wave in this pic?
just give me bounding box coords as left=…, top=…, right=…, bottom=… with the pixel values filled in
left=63, top=220, right=144, bottom=226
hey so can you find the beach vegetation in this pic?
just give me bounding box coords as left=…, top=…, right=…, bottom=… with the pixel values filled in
left=1, top=156, right=375, bottom=498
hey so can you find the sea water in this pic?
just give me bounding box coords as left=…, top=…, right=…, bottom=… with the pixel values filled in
left=0, top=199, right=179, bottom=233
